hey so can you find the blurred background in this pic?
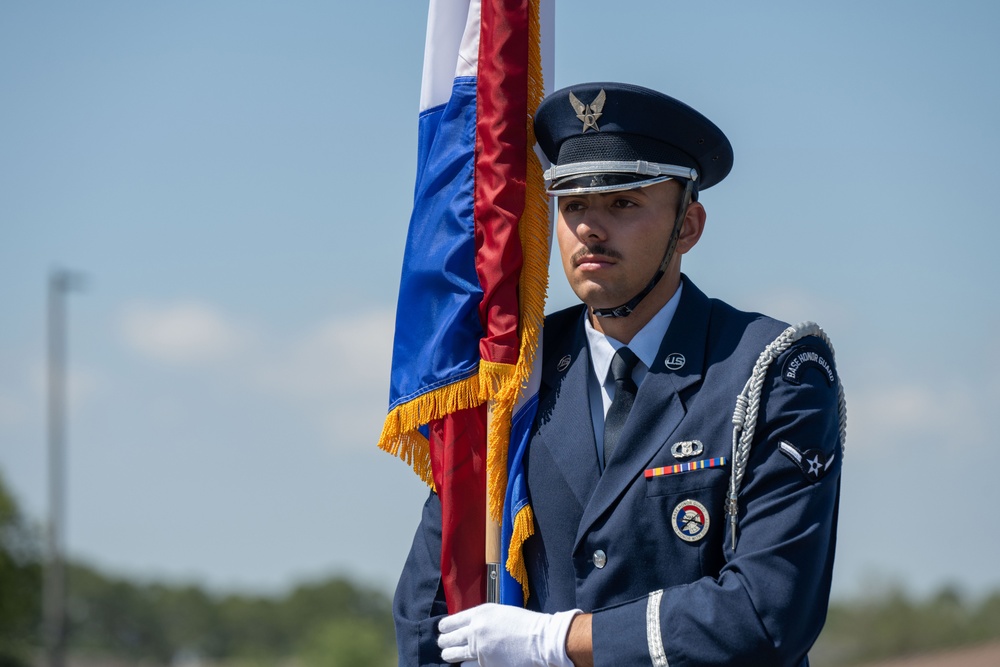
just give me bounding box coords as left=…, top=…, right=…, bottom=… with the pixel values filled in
left=2, top=1, right=999, bottom=665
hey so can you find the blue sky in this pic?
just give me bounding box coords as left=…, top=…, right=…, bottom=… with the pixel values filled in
left=2, top=1, right=999, bottom=600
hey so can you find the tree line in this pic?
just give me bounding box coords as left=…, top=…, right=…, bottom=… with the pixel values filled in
left=812, top=586, right=1000, bottom=666
left=57, top=563, right=397, bottom=666
left=3, top=470, right=999, bottom=666
left=0, top=472, right=396, bottom=666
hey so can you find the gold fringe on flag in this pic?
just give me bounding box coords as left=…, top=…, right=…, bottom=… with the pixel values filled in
left=377, top=371, right=485, bottom=491
left=494, top=0, right=549, bottom=599
left=377, top=358, right=520, bottom=491
left=506, top=502, right=536, bottom=602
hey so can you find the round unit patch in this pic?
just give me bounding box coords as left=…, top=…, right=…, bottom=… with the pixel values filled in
left=671, top=499, right=710, bottom=542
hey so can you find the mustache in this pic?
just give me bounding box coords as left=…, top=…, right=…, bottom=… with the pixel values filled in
left=572, top=244, right=623, bottom=263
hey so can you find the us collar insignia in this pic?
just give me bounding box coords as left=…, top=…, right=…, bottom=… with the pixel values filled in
left=556, top=355, right=572, bottom=372
left=569, top=89, right=606, bottom=133
left=779, top=440, right=835, bottom=482
left=664, top=353, right=685, bottom=371
left=671, top=499, right=709, bottom=542
left=670, top=439, right=704, bottom=459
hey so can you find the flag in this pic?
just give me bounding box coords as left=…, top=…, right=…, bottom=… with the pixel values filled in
left=498, top=352, right=542, bottom=605
left=378, top=0, right=553, bottom=612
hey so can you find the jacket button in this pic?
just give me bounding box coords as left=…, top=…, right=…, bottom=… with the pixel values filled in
left=593, top=549, right=607, bottom=569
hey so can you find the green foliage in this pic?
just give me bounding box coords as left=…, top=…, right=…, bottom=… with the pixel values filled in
left=60, top=563, right=397, bottom=665
left=811, top=583, right=1000, bottom=666
left=0, top=472, right=43, bottom=667
left=66, top=564, right=174, bottom=661
left=6, top=469, right=1000, bottom=667
left=298, top=617, right=397, bottom=667
left=148, top=584, right=227, bottom=658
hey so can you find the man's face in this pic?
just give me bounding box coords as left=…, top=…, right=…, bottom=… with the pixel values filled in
left=555, top=180, right=681, bottom=311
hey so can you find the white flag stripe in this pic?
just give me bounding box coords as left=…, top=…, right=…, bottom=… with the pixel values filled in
left=419, top=0, right=481, bottom=112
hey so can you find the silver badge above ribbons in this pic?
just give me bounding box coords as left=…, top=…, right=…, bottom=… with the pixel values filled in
left=671, top=440, right=704, bottom=459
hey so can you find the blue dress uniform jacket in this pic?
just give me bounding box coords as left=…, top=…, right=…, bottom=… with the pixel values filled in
left=393, top=276, right=843, bottom=666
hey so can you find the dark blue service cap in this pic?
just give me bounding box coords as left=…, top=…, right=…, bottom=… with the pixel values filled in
left=534, top=82, right=733, bottom=195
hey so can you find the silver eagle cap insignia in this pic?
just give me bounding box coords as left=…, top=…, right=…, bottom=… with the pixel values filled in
left=568, top=89, right=606, bottom=133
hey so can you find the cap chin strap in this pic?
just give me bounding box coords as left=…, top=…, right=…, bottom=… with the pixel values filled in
left=592, top=179, right=695, bottom=319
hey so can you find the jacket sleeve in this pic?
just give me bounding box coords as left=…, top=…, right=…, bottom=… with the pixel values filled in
left=393, top=490, right=451, bottom=667
left=592, top=336, right=843, bottom=667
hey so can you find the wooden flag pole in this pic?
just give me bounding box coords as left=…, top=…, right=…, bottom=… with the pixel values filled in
left=486, top=401, right=501, bottom=603
left=486, top=514, right=501, bottom=603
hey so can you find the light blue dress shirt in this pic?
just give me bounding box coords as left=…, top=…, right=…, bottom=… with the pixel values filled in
left=584, top=282, right=683, bottom=470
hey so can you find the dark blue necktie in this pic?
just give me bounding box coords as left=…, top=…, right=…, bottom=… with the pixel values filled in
left=603, top=347, right=639, bottom=468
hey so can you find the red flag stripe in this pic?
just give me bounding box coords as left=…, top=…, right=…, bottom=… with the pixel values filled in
left=474, top=0, right=529, bottom=367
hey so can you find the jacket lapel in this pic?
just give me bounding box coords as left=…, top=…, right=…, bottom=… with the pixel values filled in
left=575, top=277, right=713, bottom=547
left=532, top=308, right=602, bottom=512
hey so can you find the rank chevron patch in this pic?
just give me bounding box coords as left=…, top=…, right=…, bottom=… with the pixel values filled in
left=778, top=440, right=834, bottom=482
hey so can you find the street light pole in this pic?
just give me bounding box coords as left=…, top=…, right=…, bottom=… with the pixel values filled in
left=45, top=269, right=82, bottom=667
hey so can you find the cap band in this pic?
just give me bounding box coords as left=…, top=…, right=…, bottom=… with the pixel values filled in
left=548, top=174, right=674, bottom=196
left=544, top=160, right=697, bottom=195
left=544, top=160, right=697, bottom=184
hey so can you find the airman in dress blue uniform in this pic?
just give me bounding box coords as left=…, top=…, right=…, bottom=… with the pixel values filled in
left=394, top=81, right=845, bottom=666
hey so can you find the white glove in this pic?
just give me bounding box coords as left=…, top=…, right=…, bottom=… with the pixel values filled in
left=437, top=602, right=581, bottom=666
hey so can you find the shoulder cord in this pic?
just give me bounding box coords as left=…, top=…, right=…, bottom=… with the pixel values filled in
left=726, top=321, right=848, bottom=550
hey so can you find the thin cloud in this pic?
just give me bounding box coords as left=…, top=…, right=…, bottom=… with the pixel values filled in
left=847, top=379, right=990, bottom=460
left=119, top=301, right=251, bottom=365
left=252, top=310, right=394, bottom=398
left=6, top=361, right=105, bottom=425
left=111, top=301, right=395, bottom=450
left=250, top=310, right=395, bottom=446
